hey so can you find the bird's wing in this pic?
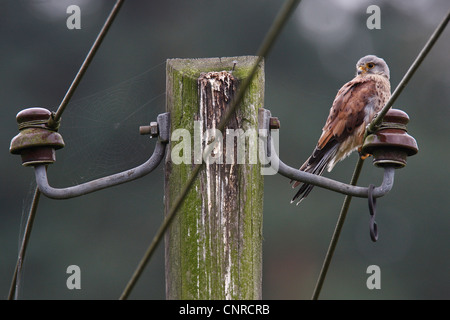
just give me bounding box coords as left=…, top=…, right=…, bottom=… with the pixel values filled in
left=292, top=78, right=378, bottom=190
left=318, top=77, right=377, bottom=149
left=293, top=78, right=376, bottom=185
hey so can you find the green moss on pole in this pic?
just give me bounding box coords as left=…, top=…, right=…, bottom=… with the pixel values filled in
left=164, top=56, right=264, bottom=299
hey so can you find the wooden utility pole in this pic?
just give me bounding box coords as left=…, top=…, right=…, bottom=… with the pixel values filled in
left=164, top=56, right=265, bottom=299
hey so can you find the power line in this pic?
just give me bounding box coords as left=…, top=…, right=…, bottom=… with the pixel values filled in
left=7, top=187, right=40, bottom=300
left=48, top=0, right=125, bottom=129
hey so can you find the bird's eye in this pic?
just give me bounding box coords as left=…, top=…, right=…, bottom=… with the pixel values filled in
left=367, top=63, right=375, bottom=69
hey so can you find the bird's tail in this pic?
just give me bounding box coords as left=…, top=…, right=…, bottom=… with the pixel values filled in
left=291, top=141, right=339, bottom=204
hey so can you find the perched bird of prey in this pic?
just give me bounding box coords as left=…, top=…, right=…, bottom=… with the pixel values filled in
left=291, top=55, right=391, bottom=204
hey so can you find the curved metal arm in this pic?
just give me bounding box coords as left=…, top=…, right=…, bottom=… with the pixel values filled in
left=35, top=141, right=166, bottom=199
left=266, top=132, right=394, bottom=199
left=258, top=107, right=395, bottom=199
left=35, top=112, right=170, bottom=199
left=274, top=155, right=395, bottom=198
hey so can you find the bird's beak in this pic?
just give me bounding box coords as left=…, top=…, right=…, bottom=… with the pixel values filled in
left=357, top=65, right=367, bottom=75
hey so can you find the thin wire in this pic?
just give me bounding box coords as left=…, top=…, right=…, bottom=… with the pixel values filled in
left=311, top=159, right=364, bottom=300
left=368, top=10, right=450, bottom=133
left=48, top=0, right=125, bottom=129
left=119, top=0, right=302, bottom=300
left=311, top=10, right=450, bottom=300
left=8, top=1, right=125, bottom=299
left=8, top=187, right=41, bottom=300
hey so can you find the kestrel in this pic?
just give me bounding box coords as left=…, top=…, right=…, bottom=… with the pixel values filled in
left=291, top=55, right=391, bottom=204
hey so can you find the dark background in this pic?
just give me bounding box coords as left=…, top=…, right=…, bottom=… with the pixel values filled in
left=1, top=0, right=449, bottom=299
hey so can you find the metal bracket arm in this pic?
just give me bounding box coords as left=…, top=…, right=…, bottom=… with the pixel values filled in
left=35, top=112, right=170, bottom=199
left=259, top=107, right=395, bottom=199
left=273, top=154, right=395, bottom=198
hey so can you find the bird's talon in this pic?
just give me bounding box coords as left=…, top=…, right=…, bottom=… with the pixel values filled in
left=360, top=153, right=371, bottom=160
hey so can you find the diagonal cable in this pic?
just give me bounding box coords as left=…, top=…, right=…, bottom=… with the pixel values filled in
left=312, top=10, right=450, bottom=300
left=8, top=0, right=125, bottom=300
left=7, top=187, right=40, bottom=300
left=48, top=0, right=125, bottom=128
left=119, top=0, right=302, bottom=300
